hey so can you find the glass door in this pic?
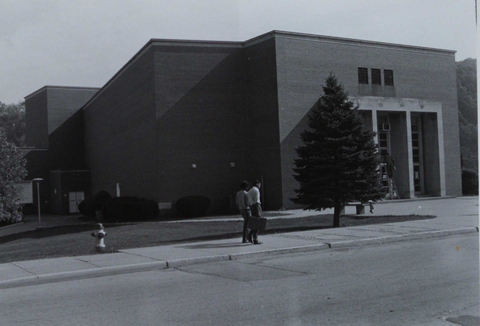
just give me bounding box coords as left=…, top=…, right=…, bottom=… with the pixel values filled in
left=411, top=114, right=424, bottom=195
left=377, top=114, right=391, bottom=194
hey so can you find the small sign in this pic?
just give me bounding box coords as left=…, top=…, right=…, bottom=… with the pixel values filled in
left=15, top=181, right=33, bottom=204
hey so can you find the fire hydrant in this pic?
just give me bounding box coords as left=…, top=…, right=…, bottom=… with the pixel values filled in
left=91, top=223, right=107, bottom=252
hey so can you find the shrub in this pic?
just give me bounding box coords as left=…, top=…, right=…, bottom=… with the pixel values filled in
left=94, top=191, right=112, bottom=211
left=462, top=169, right=479, bottom=195
left=175, top=196, right=211, bottom=217
left=103, top=196, right=159, bottom=222
left=78, top=196, right=95, bottom=217
left=78, top=190, right=112, bottom=218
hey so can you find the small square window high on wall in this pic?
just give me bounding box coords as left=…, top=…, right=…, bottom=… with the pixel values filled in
left=358, top=67, right=368, bottom=84
left=371, top=68, right=381, bottom=85
left=384, top=69, right=394, bottom=86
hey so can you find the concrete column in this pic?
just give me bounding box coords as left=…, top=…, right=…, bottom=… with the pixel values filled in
left=436, top=110, right=447, bottom=196
left=371, top=108, right=378, bottom=144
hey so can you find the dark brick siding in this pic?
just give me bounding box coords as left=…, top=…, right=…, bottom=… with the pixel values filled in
left=84, top=48, right=157, bottom=200
left=46, top=88, right=98, bottom=134
left=25, top=91, right=48, bottom=148
left=154, top=44, right=248, bottom=213
left=49, top=109, right=87, bottom=170
left=244, top=39, right=282, bottom=210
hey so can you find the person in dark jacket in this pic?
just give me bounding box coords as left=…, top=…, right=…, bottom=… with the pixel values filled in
left=235, top=181, right=251, bottom=243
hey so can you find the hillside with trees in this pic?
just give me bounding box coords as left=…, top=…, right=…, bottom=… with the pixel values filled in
left=456, top=58, right=478, bottom=173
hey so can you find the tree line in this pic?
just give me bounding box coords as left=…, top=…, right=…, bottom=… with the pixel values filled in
left=0, top=101, right=25, bottom=147
left=456, top=58, right=478, bottom=172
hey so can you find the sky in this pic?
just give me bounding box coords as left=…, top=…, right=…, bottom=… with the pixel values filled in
left=0, top=0, right=477, bottom=104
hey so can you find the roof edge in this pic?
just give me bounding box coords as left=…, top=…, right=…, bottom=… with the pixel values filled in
left=80, top=30, right=456, bottom=110
left=243, top=30, right=456, bottom=55
left=25, top=85, right=100, bottom=100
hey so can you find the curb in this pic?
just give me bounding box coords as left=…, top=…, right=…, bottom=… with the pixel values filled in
left=166, top=255, right=230, bottom=268
left=229, top=243, right=330, bottom=260
left=0, top=227, right=477, bottom=289
left=0, top=261, right=167, bottom=289
left=326, top=227, right=479, bottom=248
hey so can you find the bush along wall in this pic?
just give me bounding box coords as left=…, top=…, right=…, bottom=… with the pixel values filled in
left=103, top=196, right=159, bottom=222
left=78, top=190, right=112, bottom=218
left=79, top=191, right=159, bottom=222
left=462, top=169, right=479, bottom=195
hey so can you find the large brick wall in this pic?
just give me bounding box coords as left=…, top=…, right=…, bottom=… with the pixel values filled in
left=60, top=32, right=461, bottom=214
left=244, top=37, right=282, bottom=210
left=25, top=90, right=48, bottom=148
left=46, top=88, right=99, bottom=134
left=83, top=47, right=157, bottom=200
left=153, top=43, right=247, bottom=213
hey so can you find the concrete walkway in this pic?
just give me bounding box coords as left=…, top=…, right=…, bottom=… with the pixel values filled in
left=0, top=197, right=478, bottom=289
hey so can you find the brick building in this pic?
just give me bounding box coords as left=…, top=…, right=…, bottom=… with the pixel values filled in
left=24, top=31, right=461, bottom=214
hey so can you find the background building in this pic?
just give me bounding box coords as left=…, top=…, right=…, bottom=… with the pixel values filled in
left=24, top=86, right=99, bottom=214
left=24, top=31, right=461, bottom=215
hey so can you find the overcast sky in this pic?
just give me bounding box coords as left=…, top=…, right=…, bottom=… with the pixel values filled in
left=0, top=0, right=477, bottom=104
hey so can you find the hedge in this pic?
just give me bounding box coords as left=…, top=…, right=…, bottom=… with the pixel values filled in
left=462, top=169, right=479, bottom=195
left=103, top=196, right=159, bottom=222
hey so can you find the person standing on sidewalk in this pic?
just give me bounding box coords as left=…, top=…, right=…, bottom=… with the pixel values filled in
left=236, top=180, right=251, bottom=243
left=247, top=180, right=262, bottom=245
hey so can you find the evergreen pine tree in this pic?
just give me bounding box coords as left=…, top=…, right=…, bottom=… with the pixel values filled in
left=292, top=74, right=383, bottom=227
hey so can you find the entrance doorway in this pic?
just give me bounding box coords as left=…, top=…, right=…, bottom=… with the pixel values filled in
left=377, top=114, right=395, bottom=197
left=411, top=114, right=425, bottom=195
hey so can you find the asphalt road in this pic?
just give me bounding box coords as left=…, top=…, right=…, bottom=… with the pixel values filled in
left=1, top=234, right=478, bottom=326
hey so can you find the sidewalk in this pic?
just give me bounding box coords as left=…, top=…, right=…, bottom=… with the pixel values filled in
left=0, top=196, right=478, bottom=289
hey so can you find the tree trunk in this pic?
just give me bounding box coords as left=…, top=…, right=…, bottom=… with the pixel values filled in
left=333, top=205, right=341, bottom=228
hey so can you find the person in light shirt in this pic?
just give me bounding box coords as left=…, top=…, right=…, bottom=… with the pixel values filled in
left=247, top=180, right=262, bottom=245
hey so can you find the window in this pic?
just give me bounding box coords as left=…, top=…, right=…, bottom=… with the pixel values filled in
left=358, top=67, right=368, bottom=84
left=371, top=68, right=381, bottom=85
left=384, top=69, right=394, bottom=86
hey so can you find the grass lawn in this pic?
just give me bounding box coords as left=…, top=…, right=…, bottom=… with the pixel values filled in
left=0, top=213, right=434, bottom=264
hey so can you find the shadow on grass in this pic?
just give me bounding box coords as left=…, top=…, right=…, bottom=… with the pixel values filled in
left=0, top=224, right=126, bottom=245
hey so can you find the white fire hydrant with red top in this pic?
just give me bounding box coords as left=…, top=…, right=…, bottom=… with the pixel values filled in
left=91, top=223, right=107, bottom=252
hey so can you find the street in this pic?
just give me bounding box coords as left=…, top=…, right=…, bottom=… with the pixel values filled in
left=1, top=234, right=478, bottom=326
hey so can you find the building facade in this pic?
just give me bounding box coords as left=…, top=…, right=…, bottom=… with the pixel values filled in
left=24, top=31, right=461, bottom=214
